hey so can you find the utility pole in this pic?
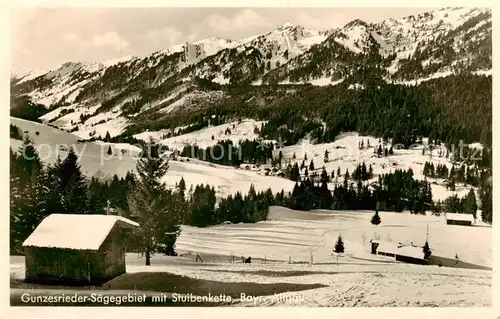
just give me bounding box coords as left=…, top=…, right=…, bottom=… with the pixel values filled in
left=426, top=224, right=429, bottom=243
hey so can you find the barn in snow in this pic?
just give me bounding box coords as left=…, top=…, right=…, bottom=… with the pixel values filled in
left=22, top=213, right=139, bottom=285
left=445, top=213, right=474, bottom=226
left=370, top=240, right=427, bottom=265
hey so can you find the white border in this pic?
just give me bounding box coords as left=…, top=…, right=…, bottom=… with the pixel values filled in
left=1, top=0, right=498, bottom=318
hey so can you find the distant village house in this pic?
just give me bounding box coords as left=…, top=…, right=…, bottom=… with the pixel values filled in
left=370, top=240, right=427, bottom=265
left=445, top=213, right=474, bottom=226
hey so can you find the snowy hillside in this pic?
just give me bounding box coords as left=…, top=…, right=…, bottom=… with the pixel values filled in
left=134, top=119, right=267, bottom=149
left=277, top=133, right=479, bottom=201
left=264, top=7, right=491, bottom=84
left=11, top=117, right=483, bottom=206
left=376, top=7, right=491, bottom=80
left=181, top=22, right=328, bottom=85
left=10, top=117, right=295, bottom=198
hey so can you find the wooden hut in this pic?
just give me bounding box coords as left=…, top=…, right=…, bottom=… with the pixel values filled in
left=445, top=213, right=474, bottom=226
left=371, top=240, right=428, bottom=265
left=373, top=240, right=399, bottom=258
left=394, top=246, right=427, bottom=265
left=22, top=214, right=139, bottom=285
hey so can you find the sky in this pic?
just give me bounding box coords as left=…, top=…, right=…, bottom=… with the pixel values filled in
left=10, top=7, right=435, bottom=75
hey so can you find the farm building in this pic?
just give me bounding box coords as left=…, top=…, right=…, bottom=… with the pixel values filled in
left=445, top=213, right=474, bottom=226
left=22, top=213, right=139, bottom=285
left=371, top=240, right=398, bottom=257
left=394, top=246, right=428, bottom=265
left=370, top=240, right=427, bottom=265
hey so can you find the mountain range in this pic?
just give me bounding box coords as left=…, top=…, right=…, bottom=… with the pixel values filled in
left=10, top=7, right=491, bottom=141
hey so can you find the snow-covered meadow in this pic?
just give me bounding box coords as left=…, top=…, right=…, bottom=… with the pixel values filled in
left=10, top=205, right=492, bottom=307
left=175, top=206, right=491, bottom=268
left=131, top=205, right=493, bottom=307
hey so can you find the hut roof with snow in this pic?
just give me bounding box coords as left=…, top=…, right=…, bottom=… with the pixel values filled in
left=374, top=241, right=400, bottom=254
left=372, top=240, right=427, bottom=263
left=396, top=245, right=425, bottom=260
left=445, top=213, right=475, bottom=223
left=23, top=214, right=139, bottom=251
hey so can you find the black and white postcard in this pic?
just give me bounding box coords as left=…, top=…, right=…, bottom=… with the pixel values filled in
left=4, top=1, right=497, bottom=318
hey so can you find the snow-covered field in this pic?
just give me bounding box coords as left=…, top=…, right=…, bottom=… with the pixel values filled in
left=10, top=206, right=492, bottom=307
left=176, top=206, right=492, bottom=268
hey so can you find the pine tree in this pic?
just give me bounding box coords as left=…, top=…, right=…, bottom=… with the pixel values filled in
left=464, top=188, right=477, bottom=219
left=324, top=150, right=329, bottom=163
left=304, top=153, right=308, bottom=161
left=107, top=145, right=112, bottom=155
left=55, top=148, right=88, bottom=213
left=178, top=177, right=186, bottom=198
left=10, top=124, right=22, bottom=140
left=17, top=136, right=42, bottom=186
left=105, top=131, right=111, bottom=142
left=10, top=143, right=52, bottom=252
left=309, top=160, right=315, bottom=171
left=423, top=241, right=432, bottom=259
left=321, top=168, right=329, bottom=183
left=480, top=182, right=492, bottom=223
left=334, top=235, right=345, bottom=254
left=292, top=152, right=296, bottom=160
left=290, top=163, right=300, bottom=182
left=127, top=140, right=180, bottom=264
left=371, top=210, right=381, bottom=225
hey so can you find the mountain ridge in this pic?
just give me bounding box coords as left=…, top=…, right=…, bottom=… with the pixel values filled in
left=10, top=7, right=492, bottom=143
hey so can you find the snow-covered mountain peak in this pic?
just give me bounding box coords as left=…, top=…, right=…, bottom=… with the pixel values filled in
left=101, top=55, right=137, bottom=68
left=276, top=21, right=300, bottom=30
left=44, top=61, right=101, bottom=79
left=195, top=36, right=234, bottom=45
left=344, top=19, right=370, bottom=29
left=11, top=7, right=491, bottom=111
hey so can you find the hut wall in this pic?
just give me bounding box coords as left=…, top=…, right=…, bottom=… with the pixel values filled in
left=99, top=224, right=126, bottom=279
left=377, top=251, right=395, bottom=258
left=446, top=219, right=472, bottom=226
left=24, top=247, right=105, bottom=285
left=395, top=254, right=427, bottom=265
